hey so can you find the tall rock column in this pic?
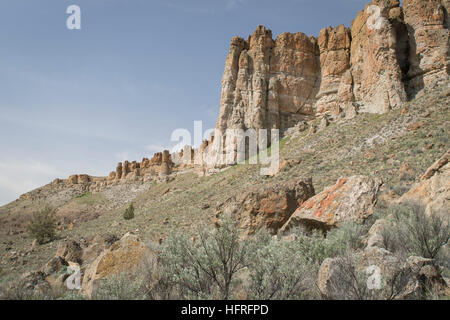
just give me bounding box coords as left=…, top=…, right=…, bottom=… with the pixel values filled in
left=315, top=25, right=352, bottom=116
left=350, top=0, right=407, bottom=113
left=270, top=32, right=319, bottom=128
left=216, top=37, right=247, bottom=133
left=403, top=0, right=450, bottom=95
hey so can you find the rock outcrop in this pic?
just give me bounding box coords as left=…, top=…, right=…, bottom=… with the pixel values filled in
left=215, top=178, right=315, bottom=236
left=399, top=151, right=450, bottom=217
left=81, top=233, right=149, bottom=298
left=216, top=26, right=319, bottom=134
left=215, top=0, right=448, bottom=136
left=350, top=0, right=408, bottom=113
left=280, top=176, right=382, bottom=233
left=109, top=150, right=174, bottom=183
left=315, top=25, right=353, bottom=116
left=403, top=0, right=450, bottom=95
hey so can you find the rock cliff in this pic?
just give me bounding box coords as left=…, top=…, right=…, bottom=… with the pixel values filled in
left=216, top=0, right=449, bottom=131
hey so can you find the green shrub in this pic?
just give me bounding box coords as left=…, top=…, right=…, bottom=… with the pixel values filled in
left=123, top=203, right=135, bottom=220
left=157, top=216, right=248, bottom=300
left=93, top=272, right=147, bottom=300
left=381, top=201, right=449, bottom=259
left=26, top=206, right=57, bottom=245
left=246, top=231, right=318, bottom=300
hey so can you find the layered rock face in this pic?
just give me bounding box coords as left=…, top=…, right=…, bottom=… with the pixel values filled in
left=404, top=0, right=450, bottom=94
left=216, top=0, right=449, bottom=132
left=216, top=26, right=319, bottom=134
left=350, top=0, right=408, bottom=113
left=315, top=25, right=353, bottom=115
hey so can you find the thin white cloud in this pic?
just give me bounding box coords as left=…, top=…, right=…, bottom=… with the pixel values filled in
left=0, top=160, right=62, bottom=206
left=226, top=0, right=247, bottom=10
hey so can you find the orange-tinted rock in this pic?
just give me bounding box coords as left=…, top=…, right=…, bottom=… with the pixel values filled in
left=81, top=233, right=149, bottom=298
left=280, top=176, right=382, bottom=233
left=350, top=0, right=407, bottom=113
left=403, top=0, right=449, bottom=94
left=215, top=178, right=315, bottom=236
left=78, top=175, right=90, bottom=184
left=316, top=25, right=352, bottom=115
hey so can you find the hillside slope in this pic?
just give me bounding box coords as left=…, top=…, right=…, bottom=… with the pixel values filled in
left=1, top=80, right=448, bottom=284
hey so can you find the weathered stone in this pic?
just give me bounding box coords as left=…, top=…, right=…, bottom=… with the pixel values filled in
left=350, top=0, right=407, bottom=113
left=56, top=240, right=83, bottom=264
left=81, top=233, right=148, bottom=298
left=316, top=25, right=352, bottom=115
left=216, top=25, right=319, bottom=137
left=403, top=0, right=450, bottom=95
left=365, top=218, right=389, bottom=248
left=215, top=178, right=314, bottom=236
left=281, top=176, right=382, bottom=233
left=399, top=152, right=450, bottom=217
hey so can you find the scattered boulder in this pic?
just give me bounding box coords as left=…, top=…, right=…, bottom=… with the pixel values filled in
left=56, top=240, right=83, bottom=264
left=81, top=233, right=149, bottom=298
left=281, top=176, right=382, bottom=233
left=215, top=178, right=315, bottom=236
left=365, top=218, right=389, bottom=249
left=399, top=152, right=450, bottom=217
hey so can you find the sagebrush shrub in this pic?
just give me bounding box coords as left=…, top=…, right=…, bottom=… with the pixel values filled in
left=381, top=201, right=449, bottom=259
left=157, top=216, right=248, bottom=300
left=246, top=231, right=318, bottom=300
left=93, top=272, right=146, bottom=300
left=27, top=206, right=57, bottom=245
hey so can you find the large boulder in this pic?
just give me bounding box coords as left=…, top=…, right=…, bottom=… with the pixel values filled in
left=81, top=233, right=149, bottom=298
left=215, top=178, right=315, bottom=236
left=281, top=176, right=382, bottom=233
left=399, top=151, right=450, bottom=217
left=318, top=248, right=448, bottom=299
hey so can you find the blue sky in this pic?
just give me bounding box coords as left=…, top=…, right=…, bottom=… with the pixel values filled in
left=0, top=0, right=369, bottom=205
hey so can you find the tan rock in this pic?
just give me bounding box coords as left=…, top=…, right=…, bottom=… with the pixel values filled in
left=281, top=176, right=382, bottom=233
left=68, top=175, right=78, bottom=184
left=315, top=25, right=352, bottom=115
left=421, top=150, right=449, bottom=180
left=350, top=0, right=407, bottom=113
left=81, top=233, right=148, bottom=298
left=399, top=152, right=450, bottom=217
left=56, top=240, right=83, bottom=264
left=403, top=0, right=450, bottom=94
left=78, top=174, right=91, bottom=184
left=216, top=25, right=319, bottom=136
left=215, top=178, right=315, bottom=236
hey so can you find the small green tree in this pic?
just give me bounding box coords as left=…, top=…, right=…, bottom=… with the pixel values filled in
left=123, top=203, right=135, bottom=220
left=27, top=206, right=57, bottom=245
